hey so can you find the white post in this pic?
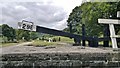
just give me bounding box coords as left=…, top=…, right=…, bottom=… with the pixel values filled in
left=109, top=24, right=118, bottom=48
left=117, top=11, right=120, bottom=17
left=49, top=38, right=51, bottom=42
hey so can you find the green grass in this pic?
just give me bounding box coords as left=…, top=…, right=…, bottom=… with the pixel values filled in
left=32, top=36, right=74, bottom=47
left=51, top=36, right=74, bottom=44
left=0, top=36, right=74, bottom=47
left=0, top=38, right=27, bottom=47
left=0, top=42, right=19, bottom=47
left=98, top=41, right=112, bottom=46
left=32, top=40, right=58, bottom=46
left=0, top=36, right=19, bottom=47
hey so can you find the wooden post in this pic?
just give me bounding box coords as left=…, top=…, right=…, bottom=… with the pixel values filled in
left=94, top=36, right=98, bottom=47
left=88, top=37, right=94, bottom=47
left=103, top=25, right=110, bottom=47
left=82, top=24, right=85, bottom=46
left=69, top=23, right=72, bottom=33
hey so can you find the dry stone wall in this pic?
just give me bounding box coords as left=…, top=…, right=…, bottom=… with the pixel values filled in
left=1, top=52, right=120, bottom=68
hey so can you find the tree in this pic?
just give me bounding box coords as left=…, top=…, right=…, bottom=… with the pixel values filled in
left=16, top=29, right=24, bottom=41
left=30, top=32, right=39, bottom=40
left=2, top=24, right=39, bottom=42
left=16, top=29, right=31, bottom=41
left=9, top=27, right=16, bottom=41
left=66, top=6, right=83, bottom=35
left=65, top=2, right=120, bottom=36
left=2, top=24, right=16, bottom=42
left=22, top=30, right=30, bottom=41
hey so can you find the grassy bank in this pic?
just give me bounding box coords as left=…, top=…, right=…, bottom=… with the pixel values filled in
left=31, top=36, right=74, bottom=47
left=32, top=40, right=58, bottom=46
left=0, top=43, right=19, bottom=47
left=0, top=40, right=28, bottom=47
left=0, top=36, right=74, bottom=47
left=51, top=36, right=74, bottom=44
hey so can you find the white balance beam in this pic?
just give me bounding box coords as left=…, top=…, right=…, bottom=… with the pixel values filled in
left=98, top=19, right=120, bottom=24
left=98, top=11, right=120, bottom=49
left=98, top=18, right=120, bottom=49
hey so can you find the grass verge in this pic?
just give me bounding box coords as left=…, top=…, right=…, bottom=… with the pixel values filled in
left=0, top=42, right=19, bottom=47
left=51, top=36, right=74, bottom=44
left=32, top=40, right=58, bottom=47
left=0, top=41, right=28, bottom=47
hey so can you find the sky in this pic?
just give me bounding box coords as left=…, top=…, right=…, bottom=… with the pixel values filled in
left=1, top=0, right=82, bottom=30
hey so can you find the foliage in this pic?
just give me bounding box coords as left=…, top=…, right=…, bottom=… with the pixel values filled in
left=16, top=29, right=39, bottom=41
left=65, top=2, right=120, bottom=36
left=16, top=29, right=22, bottom=41
left=30, top=32, right=39, bottom=40
left=1, top=36, right=7, bottom=43
left=22, top=30, right=30, bottom=41
left=15, top=29, right=30, bottom=41
left=2, top=24, right=40, bottom=42
left=2, top=24, right=16, bottom=42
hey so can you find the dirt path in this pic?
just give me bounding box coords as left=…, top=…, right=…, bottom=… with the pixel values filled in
left=0, top=41, right=116, bottom=55
left=0, top=42, right=33, bottom=54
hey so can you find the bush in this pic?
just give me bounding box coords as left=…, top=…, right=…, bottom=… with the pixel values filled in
left=2, top=36, right=8, bottom=43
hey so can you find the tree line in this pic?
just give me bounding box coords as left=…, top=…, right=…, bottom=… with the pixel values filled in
left=64, top=2, right=120, bottom=37
left=1, top=24, right=39, bottom=43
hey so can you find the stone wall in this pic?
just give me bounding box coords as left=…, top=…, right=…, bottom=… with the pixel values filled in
left=1, top=52, right=120, bottom=68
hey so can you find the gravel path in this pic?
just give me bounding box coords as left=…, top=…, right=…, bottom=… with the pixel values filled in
left=0, top=42, right=33, bottom=55
left=0, top=42, right=117, bottom=55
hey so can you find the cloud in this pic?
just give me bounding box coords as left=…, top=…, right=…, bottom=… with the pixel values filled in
left=1, top=0, right=82, bottom=30
left=1, top=2, right=68, bottom=30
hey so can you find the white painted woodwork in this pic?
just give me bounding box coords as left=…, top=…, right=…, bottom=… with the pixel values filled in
left=109, top=24, right=118, bottom=48
left=98, top=19, right=120, bottom=24
left=117, top=11, right=120, bottom=17
left=98, top=11, right=120, bottom=48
